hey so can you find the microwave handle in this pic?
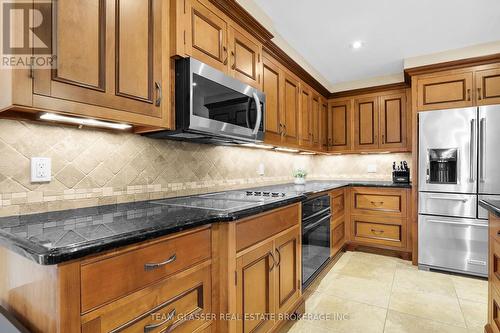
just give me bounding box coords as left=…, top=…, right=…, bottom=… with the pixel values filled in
left=252, top=92, right=262, bottom=135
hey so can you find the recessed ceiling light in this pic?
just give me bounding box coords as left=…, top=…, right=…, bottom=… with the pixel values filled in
left=350, top=41, right=363, bottom=49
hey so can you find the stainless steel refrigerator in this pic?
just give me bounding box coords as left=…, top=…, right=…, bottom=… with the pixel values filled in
left=418, top=104, right=500, bottom=277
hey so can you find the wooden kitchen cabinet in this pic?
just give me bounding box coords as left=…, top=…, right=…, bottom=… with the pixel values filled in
left=348, top=187, right=411, bottom=254
left=379, top=93, right=407, bottom=149
left=229, top=25, right=262, bottom=89
left=311, top=94, right=321, bottom=148
left=282, top=72, right=301, bottom=146
left=330, top=188, right=347, bottom=256
left=328, top=99, right=352, bottom=152
left=274, top=228, right=301, bottom=316
left=416, top=72, right=474, bottom=111
left=186, top=0, right=228, bottom=72
left=32, top=0, right=168, bottom=127
left=299, top=85, right=312, bottom=147
left=262, top=55, right=282, bottom=144
left=320, top=100, right=329, bottom=151
left=476, top=68, right=500, bottom=105
left=236, top=239, right=276, bottom=333
left=354, top=96, right=379, bottom=150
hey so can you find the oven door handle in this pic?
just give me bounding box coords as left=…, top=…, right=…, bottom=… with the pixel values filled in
left=302, top=207, right=331, bottom=222
left=303, top=214, right=331, bottom=232
left=252, top=92, right=262, bottom=136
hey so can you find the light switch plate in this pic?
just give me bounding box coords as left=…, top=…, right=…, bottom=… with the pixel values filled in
left=367, top=164, right=377, bottom=173
left=257, top=163, right=265, bottom=176
left=31, top=157, right=51, bottom=183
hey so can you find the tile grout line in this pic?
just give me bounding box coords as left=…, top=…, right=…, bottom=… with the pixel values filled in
left=382, top=257, right=398, bottom=332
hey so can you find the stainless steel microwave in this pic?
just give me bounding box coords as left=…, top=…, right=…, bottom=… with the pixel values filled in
left=147, top=58, right=265, bottom=144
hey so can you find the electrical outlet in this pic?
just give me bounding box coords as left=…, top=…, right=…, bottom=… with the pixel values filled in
left=367, top=164, right=377, bottom=173
left=257, top=163, right=265, bottom=176
left=31, top=157, right=51, bottom=183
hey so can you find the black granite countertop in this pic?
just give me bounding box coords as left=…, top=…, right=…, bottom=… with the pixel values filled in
left=0, top=180, right=411, bottom=265
left=479, top=200, right=500, bottom=218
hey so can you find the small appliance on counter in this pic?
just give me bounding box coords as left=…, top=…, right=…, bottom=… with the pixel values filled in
left=392, top=161, right=410, bottom=184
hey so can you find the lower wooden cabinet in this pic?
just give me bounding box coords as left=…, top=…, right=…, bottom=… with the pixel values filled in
left=236, top=226, right=301, bottom=333
left=347, top=187, right=411, bottom=254
left=488, top=213, right=500, bottom=333
left=274, top=228, right=301, bottom=316
left=236, top=240, right=276, bottom=333
left=81, top=262, right=212, bottom=333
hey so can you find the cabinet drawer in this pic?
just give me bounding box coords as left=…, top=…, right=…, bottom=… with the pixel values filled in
left=236, top=204, right=299, bottom=252
left=351, top=188, right=406, bottom=216
left=352, top=215, right=405, bottom=248
left=81, top=262, right=212, bottom=333
left=81, top=228, right=211, bottom=312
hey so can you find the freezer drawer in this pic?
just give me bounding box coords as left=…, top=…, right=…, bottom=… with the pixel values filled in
left=478, top=195, right=500, bottom=219
left=418, top=214, right=488, bottom=277
left=419, top=192, right=477, bottom=218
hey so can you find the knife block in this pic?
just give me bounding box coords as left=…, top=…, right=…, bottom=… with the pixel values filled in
left=392, top=169, right=410, bottom=184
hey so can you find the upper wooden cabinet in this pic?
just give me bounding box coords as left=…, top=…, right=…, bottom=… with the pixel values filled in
left=320, top=100, right=329, bottom=151
left=282, top=72, right=301, bottom=146
left=354, top=96, right=379, bottom=150
left=228, top=26, right=262, bottom=89
left=476, top=68, right=500, bottom=106
left=329, top=90, right=409, bottom=153
left=262, top=53, right=300, bottom=147
left=187, top=0, right=228, bottom=72
left=32, top=0, right=169, bottom=127
left=416, top=72, right=473, bottom=111
left=311, top=94, right=321, bottom=148
left=299, top=85, right=312, bottom=147
left=262, top=55, right=282, bottom=144
left=379, top=93, right=407, bottom=149
left=414, top=64, right=500, bottom=111
left=180, top=0, right=262, bottom=89
left=328, top=99, right=352, bottom=152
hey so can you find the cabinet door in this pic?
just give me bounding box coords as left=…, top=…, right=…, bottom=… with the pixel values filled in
left=311, top=94, right=321, bottom=147
left=263, top=56, right=282, bottom=145
left=417, top=72, right=473, bottom=111
left=331, top=218, right=345, bottom=256
left=476, top=68, right=500, bottom=106
left=329, top=100, right=352, bottom=152
left=187, top=0, right=228, bottom=72
left=379, top=93, right=407, bottom=149
left=34, top=0, right=163, bottom=119
left=320, top=100, right=329, bottom=151
left=354, top=97, right=379, bottom=150
left=282, top=73, right=300, bottom=145
left=275, top=228, right=301, bottom=316
left=229, top=26, right=262, bottom=89
left=236, top=240, right=275, bottom=333
left=300, top=86, right=312, bottom=147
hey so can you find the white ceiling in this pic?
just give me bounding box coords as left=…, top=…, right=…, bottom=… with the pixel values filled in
left=251, top=0, right=500, bottom=91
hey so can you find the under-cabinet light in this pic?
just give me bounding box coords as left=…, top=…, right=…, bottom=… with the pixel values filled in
left=40, top=113, right=132, bottom=130
left=241, top=143, right=274, bottom=150
left=299, top=152, right=316, bottom=155
left=275, top=147, right=299, bottom=153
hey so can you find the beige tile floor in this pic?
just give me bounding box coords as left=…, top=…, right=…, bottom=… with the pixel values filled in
left=284, top=251, right=488, bottom=333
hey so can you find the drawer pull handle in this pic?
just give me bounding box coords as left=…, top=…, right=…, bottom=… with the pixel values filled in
left=144, top=254, right=176, bottom=271
left=144, top=309, right=176, bottom=333
left=467, top=259, right=486, bottom=266
left=371, top=229, right=384, bottom=235
left=370, top=201, right=384, bottom=206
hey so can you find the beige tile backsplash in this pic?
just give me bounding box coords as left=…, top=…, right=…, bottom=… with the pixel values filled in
left=0, top=119, right=411, bottom=216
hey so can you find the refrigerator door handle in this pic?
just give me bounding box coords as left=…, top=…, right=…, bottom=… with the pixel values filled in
left=480, top=117, right=486, bottom=183
left=470, top=119, right=476, bottom=182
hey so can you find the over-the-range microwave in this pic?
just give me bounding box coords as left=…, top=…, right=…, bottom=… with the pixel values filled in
left=147, top=57, right=266, bottom=144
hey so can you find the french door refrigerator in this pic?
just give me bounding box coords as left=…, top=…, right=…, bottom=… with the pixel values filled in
left=418, top=104, right=500, bottom=277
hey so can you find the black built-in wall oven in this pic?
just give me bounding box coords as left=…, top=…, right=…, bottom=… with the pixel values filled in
left=302, top=194, right=331, bottom=288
